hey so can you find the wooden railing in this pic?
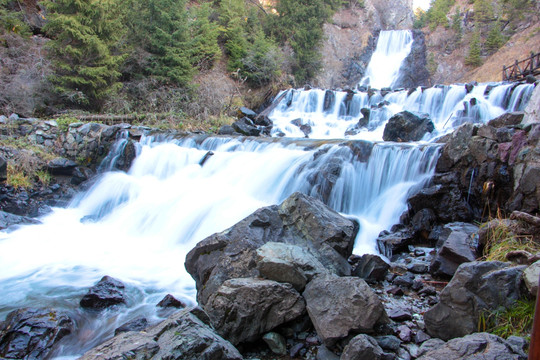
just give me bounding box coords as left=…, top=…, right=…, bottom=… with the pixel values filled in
left=502, top=51, right=540, bottom=82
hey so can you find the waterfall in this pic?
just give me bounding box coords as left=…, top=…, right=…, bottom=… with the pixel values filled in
left=269, top=83, right=536, bottom=140
left=0, top=135, right=440, bottom=358
left=359, top=30, right=414, bottom=90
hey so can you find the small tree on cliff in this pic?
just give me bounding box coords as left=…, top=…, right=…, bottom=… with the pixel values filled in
left=465, top=31, right=483, bottom=67
left=43, top=0, right=125, bottom=109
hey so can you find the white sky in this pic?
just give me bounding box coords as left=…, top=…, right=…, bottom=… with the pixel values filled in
left=413, top=0, right=431, bottom=10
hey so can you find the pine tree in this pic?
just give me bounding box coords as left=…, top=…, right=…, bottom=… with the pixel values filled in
left=485, top=22, right=505, bottom=52
left=43, top=0, right=125, bottom=109
left=465, top=31, right=483, bottom=67
left=473, top=0, right=494, bottom=22
left=0, top=0, right=30, bottom=36
left=241, top=28, right=282, bottom=86
left=189, top=3, right=222, bottom=70
left=451, top=10, right=463, bottom=43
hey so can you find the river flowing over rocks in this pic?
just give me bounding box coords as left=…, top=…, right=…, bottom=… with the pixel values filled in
left=1, top=30, right=539, bottom=360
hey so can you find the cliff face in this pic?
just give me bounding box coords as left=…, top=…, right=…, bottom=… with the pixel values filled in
left=315, top=0, right=416, bottom=89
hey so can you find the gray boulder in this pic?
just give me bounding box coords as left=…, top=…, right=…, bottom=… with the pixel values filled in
left=382, top=111, right=434, bottom=142
left=351, top=254, right=390, bottom=282
left=303, top=275, right=387, bottom=347
left=340, top=334, right=385, bottom=360
left=0, top=155, right=6, bottom=181
left=0, top=308, right=74, bottom=360
left=0, top=210, right=41, bottom=230
left=47, top=157, right=78, bottom=176
left=424, top=261, right=525, bottom=340
left=204, top=278, right=305, bottom=345
left=522, top=260, right=540, bottom=297
left=232, top=117, right=261, bottom=136
left=256, top=242, right=327, bottom=291
left=185, top=192, right=358, bottom=305
left=80, top=307, right=242, bottom=360
left=417, top=332, right=526, bottom=360
left=430, top=222, right=479, bottom=277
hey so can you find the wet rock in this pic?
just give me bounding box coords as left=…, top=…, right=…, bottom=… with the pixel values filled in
left=341, top=334, right=385, bottom=360
left=387, top=307, right=412, bottom=322
left=80, top=276, right=127, bottom=310
left=351, top=254, right=389, bottom=282
left=387, top=286, right=404, bottom=296
left=262, top=332, right=287, bottom=355
left=114, top=317, right=148, bottom=335
left=47, top=157, right=78, bottom=176
left=0, top=155, right=6, bottom=181
left=375, top=335, right=401, bottom=352
left=424, top=261, right=525, bottom=340
left=316, top=345, right=339, bottom=360
left=393, top=272, right=415, bottom=288
left=488, top=112, right=524, bottom=128
left=397, top=325, right=412, bottom=342
left=303, top=275, right=387, bottom=347
left=523, top=260, right=540, bottom=297
left=238, top=107, right=257, bottom=120
left=0, top=210, right=41, bottom=230
left=407, top=260, right=429, bottom=274
left=232, top=117, right=261, bottom=136
left=377, top=228, right=415, bottom=257
left=382, top=111, right=434, bottom=142
left=0, top=308, right=74, bottom=360
left=185, top=192, right=358, bottom=305
left=430, top=222, right=479, bottom=278
left=205, top=278, right=305, bottom=345
left=218, top=125, right=236, bottom=135
left=157, top=294, right=186, bottom=309
left=408, top=184, right=472, bottom=223
left=290, top=342, right=304, bottom=357
left=80, top=307, right=242, bottom=360
left=417, top=332, right=526, bottom=360
left=256, top=242, right=327, bottom=291
left=411, top=208, right=436, bottom=239
left=414, top=330, right=431, bottom=344
left=395, top=30, right=431, bottom=89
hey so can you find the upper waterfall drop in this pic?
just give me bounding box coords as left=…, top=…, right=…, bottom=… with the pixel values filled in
left=359, top=30, right=414, bottom=90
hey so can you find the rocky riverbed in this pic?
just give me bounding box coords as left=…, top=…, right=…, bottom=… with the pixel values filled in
left=1, top=85, right=540, bottom=360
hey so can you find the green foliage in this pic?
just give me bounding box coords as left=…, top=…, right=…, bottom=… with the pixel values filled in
left=43, top=0, right=125, bottom=110
left=473, top=0, right=494, bottom=22
left=6, top=163, right=32, bottom=189
left=500, top=0, right=533, bottom=23
left=413, top=9, right=427, bottom=29
left=485, top=22, right=506, bottom=52
left=35, top=170, right=52, bottom=186
left=451, top=10, right=463, bottom=42
left=0, top=0, right=31, bottom=35
left=479, top=300, right=535, bottom=339
left=55, top=115, right=79, bottom=132
left=241, top=29, right=282, bottom=86
left=189, top=3, right=222, bottom=70
left=481, top=218, right=539, bottom=262
left=425, top=0, right=455, bottom=30
left=272, top=0, right=333, bottom=83
left=465, top=31, right=483, bottom=67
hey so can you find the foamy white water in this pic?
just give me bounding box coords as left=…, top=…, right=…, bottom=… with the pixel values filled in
left=360, top=30, right=413, bottom=89
left=269, top=83, right=536, bottom=140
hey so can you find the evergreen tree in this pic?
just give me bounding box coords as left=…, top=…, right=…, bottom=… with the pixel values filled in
left=189, top=3, right=222, bottom=70
left=465, top=31, right=482, bottom=67
left=485, top=22, right=505, bottom=52
left=451, top=10, right=462, bottom=43
left=241, top=28, right=282, bottom=86
left=473, top=0, right=494, bottom=22
left=425, top=0, right=455, bottom=30
left=43, top=0, right=125, bottom=109
left=0, top=0, right=30, bottom=35
left=144, top=0, right=193, bottom=86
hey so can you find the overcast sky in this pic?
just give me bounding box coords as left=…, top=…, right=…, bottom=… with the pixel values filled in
left=413, top=0, right=431, bottom=10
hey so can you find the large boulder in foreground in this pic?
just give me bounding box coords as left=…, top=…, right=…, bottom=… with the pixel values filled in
left=382, top=111, right=434, bottom=142
left=424, top=261, right=525, bottom=340
left=185, top=192, right=358, bottom=305
left=205, top=278, right=305, bottom=345
left=302, top=275, right=387, bottom=347
left=0, top=308, right=74, bottom=360
left=417, top=332, right=526, bottom=360
left=80, top=307, right=242, bottom=360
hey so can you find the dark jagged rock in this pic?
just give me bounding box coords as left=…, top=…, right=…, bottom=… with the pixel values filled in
left=157, top=294, right=187, bottom=309
left=114, top=317, right=148, bottom=336
left=47, top=157, right=78, bottom=175
left=218, top=125, right=236, bottom=135
left=302, top=275, right=387, bottom=347
left=341, top=334, right=386, bottom=360
left=351, top=254, right=390, bottom=282
left=383, top=111, right=434, bottom=142
left=323, top=90, right=336, bottom=111
left=417, top=332, right=526, bottom=360
left=395, top=30, right=431, bottom=89
left=185, top=192, right=358, bottom=305
left=0, top=308, right=74, bottom=360
left=80, top=276, right=127, bottom=310
left=80, top=307, right=242, bottom=360
left=424, top=261, right=525, bottom=340
left=232, top=117, right=261, bottom=136
left=238, top=107, right=257, bottom=120
left=0, top=210, right=41, bottom=230
left=408, top=184, right=472, bottom=223
left=0, top=155, right=6, bottom=181
left=430, top=222, right=479, bottom=278
left=205, top=278, right=305, bottom=345
left=113, top=140, right=137, bottom=172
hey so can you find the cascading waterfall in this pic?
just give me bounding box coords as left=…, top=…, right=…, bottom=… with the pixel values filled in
left=269, top=82, right=536, bottom=140
left=359, top=30, right=414, bottom=90
left=0, top=135, right=440, bottom=358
